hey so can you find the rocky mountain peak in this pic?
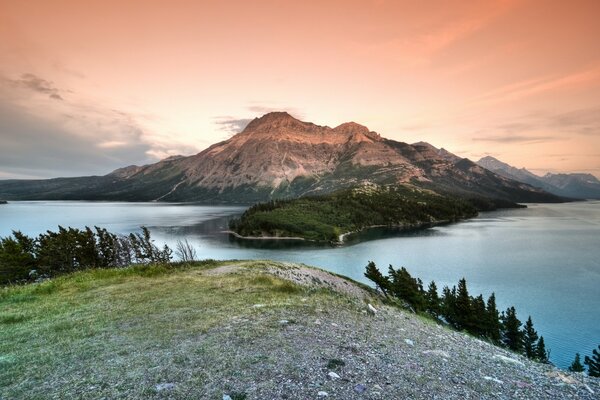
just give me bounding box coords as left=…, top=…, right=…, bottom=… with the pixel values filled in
left=242, top=111, right=308, bottom=133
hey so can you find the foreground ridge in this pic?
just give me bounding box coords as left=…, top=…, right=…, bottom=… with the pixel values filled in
left=1, top=260, right=597, bottom=399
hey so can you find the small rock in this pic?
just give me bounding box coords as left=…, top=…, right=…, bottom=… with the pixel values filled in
left=317, top=391, right=329, bottom=397
left=155, top=383, right=175, bottom=391
left=514, top=380, right=531, bottom=388
left=223, top=395, right=232, bottom=400
left=422, top=350, right=450, bottom=358
left=279, top=319, right=289, bottom=325
left=404, top=339, right=414, bottom=346
left=373, top=384, right=383, bottom=391
left=354, top=384, right=367, bottom=393
left=328, top=371, right=340, bottom=379
left=252, top=304, right=265, bottom=308
left=483, top=376, right=504, bottom=384
left=367, top=304, right=378, bottom=314
left=492, top=354, right=524, bottom=366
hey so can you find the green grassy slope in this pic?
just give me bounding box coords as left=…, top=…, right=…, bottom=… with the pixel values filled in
left=0, top=261, right=364, bottom=399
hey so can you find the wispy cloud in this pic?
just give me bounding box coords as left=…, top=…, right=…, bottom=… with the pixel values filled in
left=472, top=134, right=557, bottom=144
left=213, top=116, right=253, bottom=136
left=472, top=65, right=600, bottom=105
left=10, top=73, right=64, bottom=100
left=0, top=72, right=197, bottom=178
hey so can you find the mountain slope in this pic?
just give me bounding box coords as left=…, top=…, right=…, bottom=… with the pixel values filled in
left=2, top=260, right=598, bottom=399
left=0, top=112, right=563, bottom=204
left=477, top=156, right=600, bottom=199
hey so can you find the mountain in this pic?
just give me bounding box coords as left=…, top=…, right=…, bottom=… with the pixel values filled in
left=0, top=112, right=564, bottom=205
left=477, top=156, right=600, bottom=199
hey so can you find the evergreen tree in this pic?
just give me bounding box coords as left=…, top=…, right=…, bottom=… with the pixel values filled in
left=471, top=294, right=487, bottom=337
left=536, top=336, right=549, bottom=363
left=425, top=281, right=441, bottom=318
left=441, top=285, right=457, bottom=326
left=501, top=306, right=523, bottom=352
left=522, top=316, right=539, bottom=359
left=485, top=293, right=501, bottom=343
left=365, top=261, right=390, bottom=295
left=454, top=278, right=472, bottom=331
left=584, top=345, right=600, bottom=377
left=387, top=265, right=426, bottom=312
left=568, top=353, right=585, bottom=372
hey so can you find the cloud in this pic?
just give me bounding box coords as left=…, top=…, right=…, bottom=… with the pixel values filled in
left=472, top=134, right=557, bottom=144
left=11, top=73, right=64, bottom=100
left=472, top=65, right=600, bottom=106
left=213, top=116, right=253, bottom=136
left=0, top=73, right=185, bottom=178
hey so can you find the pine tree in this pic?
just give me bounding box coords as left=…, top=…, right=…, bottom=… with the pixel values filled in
left=536, top=336, right=549, bottom=363
left=364, top=261, right=389, bottom=295
left=454, top=278, right=472, bottom=331
left=425, top=281, right=441, bottom=318
left=441, top=285, right=457, bottom=326
left=568, top=353, right=585, bottom=372
left=470, top=294, right=487, bottom=337
left=522, top=316, right=539, bottom=359
left=501, top=306, right=523, bottom=352
left=584, top=345, right=600, bottom=377
left=485, top=293, right=501, bottom=343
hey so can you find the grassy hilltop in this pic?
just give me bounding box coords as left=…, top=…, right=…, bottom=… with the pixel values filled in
left=1, top=260, right=598, bottom=399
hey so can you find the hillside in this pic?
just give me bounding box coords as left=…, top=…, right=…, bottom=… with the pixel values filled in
left=0, top=112, right=564, bottom=204
left=477, top=156, right=600, bottom=199
left=1, top=261, right=597, bottom=399
left=229, top=185, right=478, bottom=242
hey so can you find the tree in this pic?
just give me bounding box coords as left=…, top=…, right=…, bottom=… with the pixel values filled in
left=522, top=316, right=539, bottom=359
left=584, top=345, right=600, bottom=377
left=425, top=281, right=441, bottom=318
left=454, top=278, right=472, bottom=331
left=441, top=285, right=457, bottom=326
left=364, top=261, right=389, bottom=296
left=568, top=353, right=585, bottom=372
left=175, top=239, right=197, bottom=263
left=485, top=293, right=501, bottom=343
left=501, top=306, right=523, bottom=352
left=471, top=294, right=487, bottom=337
left=536, top=336, right=549, bottom=363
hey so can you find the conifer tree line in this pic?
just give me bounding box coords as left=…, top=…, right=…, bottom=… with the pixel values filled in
left=569, top=345, right=600, bottom=377
left=0, top=226, right=173, bottom=284
left=365, top=261, right=549, bottom=363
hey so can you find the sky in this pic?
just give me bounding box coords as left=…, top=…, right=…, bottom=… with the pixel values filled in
left=1, top=0, right=599, bottom=179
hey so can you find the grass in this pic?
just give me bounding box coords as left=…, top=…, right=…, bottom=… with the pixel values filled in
left=0, top=260, right=363, bottom=399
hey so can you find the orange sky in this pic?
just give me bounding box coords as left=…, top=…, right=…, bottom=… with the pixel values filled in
left=1, top=0, right=599, bottom=178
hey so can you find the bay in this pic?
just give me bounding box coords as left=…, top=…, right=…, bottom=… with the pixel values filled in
left=1, top=200, right=599, bottom=369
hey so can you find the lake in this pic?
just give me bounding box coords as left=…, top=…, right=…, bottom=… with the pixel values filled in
left=1, top=200, right=599, bottom=369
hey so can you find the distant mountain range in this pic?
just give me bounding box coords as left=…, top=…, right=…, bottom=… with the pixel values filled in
left=0, top=112, right=564, bottom=206
left=477, top=156, right=600, bottom=199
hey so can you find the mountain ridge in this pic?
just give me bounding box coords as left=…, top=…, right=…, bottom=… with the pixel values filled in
left=0, top=112, right=565, bottom=205
left=477, top=156, right=600, bottom=199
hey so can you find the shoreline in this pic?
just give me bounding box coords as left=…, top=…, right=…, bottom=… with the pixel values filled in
left=225, top=217, right=466, bottom=246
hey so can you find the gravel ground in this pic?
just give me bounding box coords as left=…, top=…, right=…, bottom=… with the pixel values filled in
left=193, top=262, right=600, bottom=399
left=3, top=261, right=598, bottom=399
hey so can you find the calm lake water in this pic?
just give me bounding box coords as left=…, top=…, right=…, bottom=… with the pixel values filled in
left=1, top=200, right=599, bottom=369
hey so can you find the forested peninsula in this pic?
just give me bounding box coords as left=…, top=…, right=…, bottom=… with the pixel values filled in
left=228, top=185, right=479, bottom=243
